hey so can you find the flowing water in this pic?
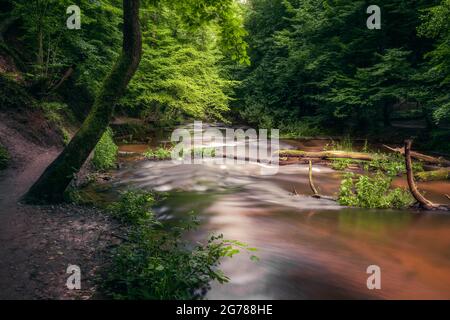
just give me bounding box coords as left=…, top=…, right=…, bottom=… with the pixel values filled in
left=113, top=126, right=450, bottom=300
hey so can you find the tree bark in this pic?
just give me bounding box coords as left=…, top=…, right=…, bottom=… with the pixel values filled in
left=415, top=168, right=450, bottom=182
left=404, top=140, right=448, bottom=211
left=24, top=0, right=142, bottom=204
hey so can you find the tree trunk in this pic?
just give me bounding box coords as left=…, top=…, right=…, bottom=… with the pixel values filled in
left=278, top=150, right=375, bottom=161
left=24, top=0, right=142, bottom=204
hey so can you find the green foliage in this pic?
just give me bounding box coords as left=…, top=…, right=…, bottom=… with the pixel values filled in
left=331, top=158, right=354, bottom=171
left=108, top=190, right=157, bottom=225
left=416, top=0, right=450, bottom=124
left=0, top=74, right=35, bottom=109
left=338, top=172, right=414, bottom=209
left=0, top=144, right=9, bottom=170
left=119, top=4, right=238, bottom=125
left=325, top=136, right=354, bottom=152
left=9, top=0, right=121, bottom=95
left=235, top=0, right=444, bottom=132
left=102, top=190, right=258, bottom=300
left=103, top=226, right=253, bottom=300
left=92, top=127, right=118, bottom=170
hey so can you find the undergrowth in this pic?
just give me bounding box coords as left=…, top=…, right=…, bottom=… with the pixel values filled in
left=102, top=190, right=258, bottom=300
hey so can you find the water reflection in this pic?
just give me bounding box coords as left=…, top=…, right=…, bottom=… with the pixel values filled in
left=113, top=140, right=450, bottom=299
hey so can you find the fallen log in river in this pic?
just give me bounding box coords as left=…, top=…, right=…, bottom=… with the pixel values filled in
left=277, top=150, right=375, bottom=161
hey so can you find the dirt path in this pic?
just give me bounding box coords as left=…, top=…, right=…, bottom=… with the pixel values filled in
left=0, top=117, right=119, bottom=299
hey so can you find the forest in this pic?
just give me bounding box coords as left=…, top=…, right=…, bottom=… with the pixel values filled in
left=0, top=0, right=450, bottom=300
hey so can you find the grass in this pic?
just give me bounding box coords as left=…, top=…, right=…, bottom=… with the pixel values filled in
left=144, top=147, right=172, bottom=160
left=102, top=190, right=258, bottom=300
left=144, top=146, right=217, bottom=161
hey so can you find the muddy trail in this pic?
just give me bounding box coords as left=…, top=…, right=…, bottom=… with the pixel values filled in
left=0, top=116, right=119, bottom=299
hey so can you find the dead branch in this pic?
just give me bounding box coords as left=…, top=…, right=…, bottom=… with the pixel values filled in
left=404, top=140, right=449, bottom=211
left=384, top=144, right=450, bottom=167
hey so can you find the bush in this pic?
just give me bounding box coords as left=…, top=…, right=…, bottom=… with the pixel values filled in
left=363, top=155, right=423, bottom=177
left=0, top=144, right=9, bottom=170
left=102, top=191, right=258, bottom=300
left=92, top=127, right=118, bottom=170
left=108, top=191, right=157, bottom=225
left=338, top=172, right=414, bottom=209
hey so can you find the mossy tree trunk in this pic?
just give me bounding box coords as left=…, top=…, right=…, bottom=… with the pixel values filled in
left=24, top=0, right=142, bottom=204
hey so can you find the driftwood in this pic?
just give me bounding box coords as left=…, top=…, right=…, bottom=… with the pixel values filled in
left=415, top=168, right=450, bottom=182
left=278, top=150, right=375, bottom=161
left=384, top=144, right=450, bottom=167
left=307, top=160, right=337, bottom=201
left=404, top=140, right=449, bottom=211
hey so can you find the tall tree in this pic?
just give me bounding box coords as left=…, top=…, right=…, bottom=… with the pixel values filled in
left=24, top=0, right=143, bottom=203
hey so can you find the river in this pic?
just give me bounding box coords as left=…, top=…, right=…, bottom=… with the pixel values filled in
left=112, top=125, right=450, bottom=300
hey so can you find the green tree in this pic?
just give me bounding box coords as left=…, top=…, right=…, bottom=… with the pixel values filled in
left=119, top=4, right=236, bottom=125
left=417, top=0, right=450, bottom=124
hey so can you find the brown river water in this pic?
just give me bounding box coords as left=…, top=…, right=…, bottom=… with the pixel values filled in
left=113, top=129, right=450, bottom=300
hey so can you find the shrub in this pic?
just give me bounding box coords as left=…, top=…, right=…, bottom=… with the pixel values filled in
left=102, top=191, right=258, bottom=300
left=0, top=144, right=9, bottom=170
left=108, top=191, right=157, bottom=225
left=92, top=127, right=118, bottom=170
left=338, top=172, right=414, bottom=209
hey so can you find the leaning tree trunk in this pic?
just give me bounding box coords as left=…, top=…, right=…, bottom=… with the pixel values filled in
left=24, top=0, right=142, bottom=204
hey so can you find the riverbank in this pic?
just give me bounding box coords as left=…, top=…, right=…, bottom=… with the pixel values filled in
left=0, top=112, right=120, bottom=299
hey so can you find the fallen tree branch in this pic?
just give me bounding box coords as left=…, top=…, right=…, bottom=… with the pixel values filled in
left=415, top=168, right=450, bottom=182
left=384, top=144, right=450, bottom=166
left=278, top=150, right=375, bottom=161
left=307, top=160, right=337, bottom=201
left=404, top=140, right=449, bottom=211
